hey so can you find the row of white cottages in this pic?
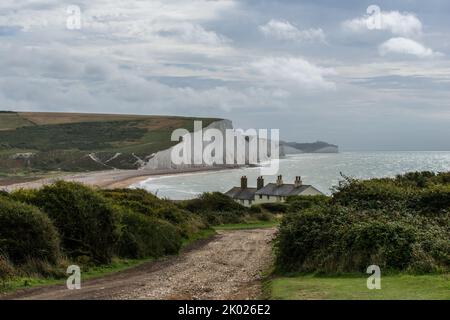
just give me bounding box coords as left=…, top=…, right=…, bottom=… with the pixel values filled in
left=224, top=175, right=324, bottom=207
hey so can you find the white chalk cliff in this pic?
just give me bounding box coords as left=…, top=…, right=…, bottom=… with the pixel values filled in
left=142, top=119, right=281, bottom=170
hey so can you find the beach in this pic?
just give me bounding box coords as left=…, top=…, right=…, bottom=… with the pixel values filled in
left=0, top=166, right=236, bottom=192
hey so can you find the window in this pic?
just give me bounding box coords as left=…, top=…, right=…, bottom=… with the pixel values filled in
left=259, top=195, right=262, bottom=199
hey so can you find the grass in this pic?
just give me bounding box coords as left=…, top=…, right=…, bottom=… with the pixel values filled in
left=0, top=257, right=151, bottom=293
left=181, top=228, right=217, bottom=248
left=0, top=112, right=221, bottom=173
left=0, top=112, right=34, bottom=131
left=269, top=273, right=450, bottom=300
left=213, top=220, right=280, bottom=230
left=0, top=228, right=218, bottom=294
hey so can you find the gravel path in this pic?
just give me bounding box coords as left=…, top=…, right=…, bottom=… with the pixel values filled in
left=3, top=228, right=276, bottom=300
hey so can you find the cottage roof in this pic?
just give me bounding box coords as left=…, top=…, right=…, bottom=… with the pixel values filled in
left=254, top=183, right=313, bottom=197
left=224, top=187, right=257, bottom=200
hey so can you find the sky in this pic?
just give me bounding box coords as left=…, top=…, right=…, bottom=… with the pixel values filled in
left=1, top=0, right=450, bottom=151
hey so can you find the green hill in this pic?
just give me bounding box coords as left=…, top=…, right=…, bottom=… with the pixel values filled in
left=0, top=111, right=220, bottom=177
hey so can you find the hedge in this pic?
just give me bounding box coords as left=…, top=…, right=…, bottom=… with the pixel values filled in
left=0, top=198, right=60, bottom=265
left=116, top=208, right=182, bottom=259
left=15, top=181, right=119, bottom=264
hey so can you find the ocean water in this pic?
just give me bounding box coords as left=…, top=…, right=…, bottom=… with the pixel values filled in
left=133, top=151, right=450, bottom=199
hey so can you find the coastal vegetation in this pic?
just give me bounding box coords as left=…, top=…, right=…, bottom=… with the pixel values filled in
left=269, top=171, right=449, bottom=299
left=275, top=172, right=449, bottom=274
left=0, top=184, right=271, bottom=291
left=1, top=171, right=448, bottom=299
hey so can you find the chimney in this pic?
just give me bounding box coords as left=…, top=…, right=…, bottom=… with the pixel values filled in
left=241, top=176, right=248, bottom=189
left=276, top=175, right=283, bottom=186
left=294, top=176, right=303, bottom=188
left=257, top=176, right=264, bottom=190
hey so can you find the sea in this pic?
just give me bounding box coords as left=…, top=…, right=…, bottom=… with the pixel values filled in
left=133, top=151, right=450, bottom=199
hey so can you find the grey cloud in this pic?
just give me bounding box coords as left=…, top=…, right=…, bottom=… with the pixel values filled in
left=0, top=0, right=450, bottom=150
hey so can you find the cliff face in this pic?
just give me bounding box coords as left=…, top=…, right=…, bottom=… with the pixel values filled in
left=142, top=119, right=282, bottom=170
left=142, top=119, right=233, bottom=170
left=0, top=112, right=221, bottom=173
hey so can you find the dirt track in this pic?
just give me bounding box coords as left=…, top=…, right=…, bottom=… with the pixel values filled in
left=3, top=228, right=276, bottom=300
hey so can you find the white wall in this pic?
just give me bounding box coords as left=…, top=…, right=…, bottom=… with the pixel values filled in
left=252, top=186, right=323, bottom=205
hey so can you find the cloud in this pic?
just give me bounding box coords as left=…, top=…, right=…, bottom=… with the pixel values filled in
left=157, top=23, right=231, bottom=45
left=379, top=37, right=443, bottom=58
left=259, top=19, right=325, bottom=43
left=1, top=0, right=450, bottom=150
left=343, top=10, right=422, bottom=37
left=251, top=57, right=336, bottom=90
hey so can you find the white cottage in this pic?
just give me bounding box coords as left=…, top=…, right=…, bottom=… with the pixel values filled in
left=224, top=175, right=323, bottom=207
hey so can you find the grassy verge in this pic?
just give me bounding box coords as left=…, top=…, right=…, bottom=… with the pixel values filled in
left=1, top=228, right=217, bottom=294
left=0, top=257, right=151, bottom=293
left=213, top=220, right=280, bottom=231
left=268, top=273, right=450, bottom=300
left=181, top=228, right=217, bottom=248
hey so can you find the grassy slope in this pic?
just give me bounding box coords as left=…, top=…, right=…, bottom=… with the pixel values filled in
left=0, top=112, right=35, bottom=131
left=269, top=273, right=450, bottom=300
left=0, top=112, right=221, bottom=175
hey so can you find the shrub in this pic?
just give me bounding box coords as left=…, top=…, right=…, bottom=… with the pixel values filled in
left=101, top=188, right=164, bottom=215
left=255, top=211, right=272, bottom=221
left=275, top=205, right=449, bottom=273
left=153, top=206, right=189, bottom=225
left=409, top=185, right=450, bottom=214
left=0, top=198, right=60, bottom=265
left=249, top=205, right=262, bottom=214
left=17, top=181, right=119, bottom=264
left=275, top=208, right=336, bottom=273
left=286, top=195, right=330, bottom=212
left=199, top=210, right=244, bottom=225
left=395, top=171, right=437, bottom=188
left=259, top=202, right=288, bottom=213
left=332, top=177, right=412, bottom=210
left=180, top=192, right=247, bottom=214
left=341, top=220, right=415, bottom=270
left=0, top=190, right=9, bottom=198
left=102, top=188, right=208, bottom=237
left=0, top=254, right=15, bottom=280
left=116, top=208, right=181, bottom=259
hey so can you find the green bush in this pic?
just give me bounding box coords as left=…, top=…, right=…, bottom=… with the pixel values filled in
left=286, top=195, right=330, bottom=212
left=0, top=198, right=60, bottom=265
left=101, top=188, right=164, bottom=215
left=332, top=177, right=412, bottom=210
left=341, top=220, right=415, bottom=270
left=249, top=205, right=262, bottom=214
left=180, top=192, right=247, bottom=214
left=331, top=173, right=450, bottom=217
left=275, top=205, right=449, bottom=273
left=255, top=211, right=272, bottom=221
left=102, top=188, right=208, bottom=237
left=116, top=208, right=181, bottom=259
left=259, top=202, right=288, bottom=213
left=0, top=254, right=15, bottom=280
left=199, top=210, right=245, bottom=225
left=395, top=171, right=450, bottom=187
left=409, top=185, right=450, bottom=214
left=16, top=181, right=120, bottom=264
